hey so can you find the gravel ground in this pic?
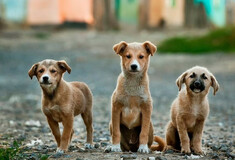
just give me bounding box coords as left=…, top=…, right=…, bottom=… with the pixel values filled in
left=0, top=29, right=234, bottom=160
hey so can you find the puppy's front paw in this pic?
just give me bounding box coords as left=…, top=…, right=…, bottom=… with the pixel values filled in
left=56, top=148, right=65, bottom=154
left=85, top=143, right=93, bottom=149
left=181, top=147, right=191, bottom=154
left=110, top=144, right=122, bottom=152
left=192, top=147, right=204, bottom=155
left=138, top=144, right=149, bottom=153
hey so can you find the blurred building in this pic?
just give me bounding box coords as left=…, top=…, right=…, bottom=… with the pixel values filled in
left=0, top=0, right=234, bottom=29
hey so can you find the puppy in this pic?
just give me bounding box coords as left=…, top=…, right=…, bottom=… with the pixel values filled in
left=165, top=66, right=219, bottom=154
left=28, top=59, right=93, bottom=153
left=109, top=41, right=165, bottom=153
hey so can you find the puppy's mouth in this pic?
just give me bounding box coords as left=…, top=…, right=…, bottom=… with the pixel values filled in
left=129, top=70, right=140, bottom=73
left=40, top=82, right=52, bottom=85
left=190, top=85, right=205, bottom=93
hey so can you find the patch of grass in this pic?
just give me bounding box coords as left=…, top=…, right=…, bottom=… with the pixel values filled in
left=0, top=140, right=24, bottom=160
left=0, top=140, right=49, bottom=160
left=34, top=32, right=50, bottom=39
left=158, top=27, right=235, bottom=53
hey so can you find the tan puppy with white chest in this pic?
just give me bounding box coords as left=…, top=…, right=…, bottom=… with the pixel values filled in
left=166, top=66, right=219, bottom=154
left=109, top=41, right=165, bottom=153
left=28, top=59, right=93, bottom=153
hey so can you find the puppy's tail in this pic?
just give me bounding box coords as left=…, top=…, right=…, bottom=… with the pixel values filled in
left=150, top=136, right=166, bottom=151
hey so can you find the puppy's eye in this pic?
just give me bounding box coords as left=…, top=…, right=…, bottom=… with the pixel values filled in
left=190, top=73, right=196, bottom=78
left=51, top=69, right=56, bottom=73
left=139, top=55, right=144, bottom=59
left=201, top=74, right=207, bottom=79
left=38, top=69, right=44, bottom=73
left=126, top=55, right=131, bottom=59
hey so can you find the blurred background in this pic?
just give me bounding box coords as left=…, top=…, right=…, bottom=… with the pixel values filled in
left=0, top=0, right=234, bottom=159
left=0, top=0, right=234, bottom=29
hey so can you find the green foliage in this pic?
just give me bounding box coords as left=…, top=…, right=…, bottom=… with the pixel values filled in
left=158, top=27, right=235, bottom=53
left=34, top=32, right=50, bottom=40
left=0, top=140, right=22, bottom=160
left=40, top=154, right=49, bottom=160
left=0, top=140, right=49, bottom=160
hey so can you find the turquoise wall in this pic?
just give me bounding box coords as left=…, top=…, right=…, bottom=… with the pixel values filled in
left=0, top=0, right=27, bottom=22
left=195, top=0, right=226, bottom=27
left=118, top=0, right=139, bottom=24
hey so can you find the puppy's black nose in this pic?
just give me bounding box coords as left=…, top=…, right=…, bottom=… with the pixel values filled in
left=131, top=64, right=137, bottom=70
left=43, top=76, right=49, bottom=82
left=194, top=81, right=201, bottom=87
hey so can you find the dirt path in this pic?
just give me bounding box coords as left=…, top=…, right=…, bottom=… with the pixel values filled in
left=0, top=29, right=234, bottom=159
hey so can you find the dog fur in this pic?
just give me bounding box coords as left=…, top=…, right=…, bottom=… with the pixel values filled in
left=28, top=59, right=93, bottom=153
left=109, top=41, right=166, bottom=153
left=165, top=66, right=219, bottom=154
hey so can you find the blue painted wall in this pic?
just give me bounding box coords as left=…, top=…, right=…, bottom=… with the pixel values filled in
left=195, top=0, right=226, bottom=27
left=0, top=0, right=27, bottom=22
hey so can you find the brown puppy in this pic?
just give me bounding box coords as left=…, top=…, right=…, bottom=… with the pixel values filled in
left=28, top=59, right=93, bottom=153
left=108, top=41, right=165, bottom=153
left=165, top=66, right=219, bottom=154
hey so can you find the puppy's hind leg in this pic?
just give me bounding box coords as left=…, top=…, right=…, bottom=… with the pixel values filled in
left=69, top=129, right=74, bottom=143
left=166, top=122, right=180, bottom=151
left=81, top=109, right=93, bottom=149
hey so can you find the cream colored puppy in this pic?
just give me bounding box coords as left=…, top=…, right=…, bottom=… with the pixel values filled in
left=166, top=66, right=219, bottom=154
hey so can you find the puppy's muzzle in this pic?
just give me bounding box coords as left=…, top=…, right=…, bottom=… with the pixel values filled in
left=41, top=75, right=52, bottom=85
left=190, top=80, right=205, bottom=93
left=131, top=64, right=138, bottom=71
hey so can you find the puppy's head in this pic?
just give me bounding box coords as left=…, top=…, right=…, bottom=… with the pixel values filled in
left=113, top=41, right=156, bottom=74
left=28, top=59, right=71, bottom=91
left=176, top=66, right=219, bottom=95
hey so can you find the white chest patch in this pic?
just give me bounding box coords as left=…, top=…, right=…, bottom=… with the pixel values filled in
left=123, top=107, right=140, bottom=117
left=121, top=106, right=141, bottom=129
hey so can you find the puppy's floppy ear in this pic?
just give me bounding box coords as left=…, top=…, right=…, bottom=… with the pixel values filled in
left=57, top=60, right=71, bottom=74
left=113, top=41, right=128, bottom=55
left=28, top=63, right=38, bottom=79
left=143, top=41, right=157, bottom=56
left=210, top=74, right=219, bottom=95
left=176, top=71, right=187, bottom=91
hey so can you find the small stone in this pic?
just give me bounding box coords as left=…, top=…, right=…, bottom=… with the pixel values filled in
left=227, top=152, right=235, bottom=158
left=211, top=153, right=219, bottom=159
left=41, top=149, right=48, bottom=154
left=72, top=139, right=79, bottom=143
left=40, top=126, right=49, bottom=133
left=148, top=157, right=155, bottom=160
left=93, top=138, right=100, bottom=142
left=50, top=152, right=63, bottom=158
left=211, top=145, right=220, bottom=151
left=69, top=145, right=78, bottom=151
left=49, top=144, right=57, bottom=148
left=164, top=149, right=174, bottom=154
left=94, top=143, right=100, bottom=148
left=28, top=153, right=39, bottom=160
left=120, top=153, right=137, bottom=159
left=104, top=146, right=111, bottom=153
left=155, top=156, right=167, bottom=160
left=78, top=147, right=87, bottom=152
left=220, top=146, right=228, bottom=152
left=101, top=142, right=109, bottom=147
left=202, top=139, right=204, bottom=144
left=64, top=155, right=72, bottom=158
left=99, top=137, right=107, bottom=141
